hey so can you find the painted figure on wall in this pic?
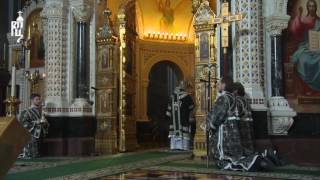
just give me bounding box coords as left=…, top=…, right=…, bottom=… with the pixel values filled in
left=200, top=33, right=209, bottom=61
left=30, top=23, right=44, bottom=67
left=287, top=0, right=320, bottom=95
left=100, top=91, right=108, bottom=114
left=101, top=53, right=108, bottom=69
left=158, top=0, right=174, bottom=32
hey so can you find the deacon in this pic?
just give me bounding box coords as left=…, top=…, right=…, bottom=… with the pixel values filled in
left=207, top=77, right=270, bottom=171
left=166, top=81, right=194, bottom=151
left=18, top=93, right=49, bottom=158
left=233, top=82, right=283, bottom=166
left=233, top=82, right=255, bottom=152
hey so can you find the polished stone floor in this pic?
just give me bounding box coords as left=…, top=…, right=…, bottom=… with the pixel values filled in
left=98, top=170, right=279, bottom=180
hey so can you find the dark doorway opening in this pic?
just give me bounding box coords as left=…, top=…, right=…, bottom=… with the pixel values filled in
left=137, top=61, right=183, bottom=149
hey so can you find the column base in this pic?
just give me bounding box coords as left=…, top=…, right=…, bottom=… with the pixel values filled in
left=40, top=116, right=96, bottom=156
left=269, top=96, right=296, bottom=135
left=69, top=98, right=93, bottom=117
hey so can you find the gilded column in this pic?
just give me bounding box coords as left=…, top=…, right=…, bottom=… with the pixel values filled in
left=193, top=1, right=217, bottom=157
left=95, top=8, right=118, bottom=154
left=118, top=12, right=126, bottom=152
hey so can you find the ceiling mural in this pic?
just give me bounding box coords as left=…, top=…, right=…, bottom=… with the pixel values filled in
left=137, top=0, right=193, bottom=40
left=97, top=0, right=217, bottom=42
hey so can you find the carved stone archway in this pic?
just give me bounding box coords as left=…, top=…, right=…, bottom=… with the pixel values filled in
left=136, top=40, right=194, bottom=122
left=144, top=57, right=187, bottom=121
left=143, top=55, right=189, bottom=80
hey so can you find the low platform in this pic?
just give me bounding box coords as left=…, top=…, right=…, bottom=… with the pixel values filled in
left=0, top=117, right=30, bottom=179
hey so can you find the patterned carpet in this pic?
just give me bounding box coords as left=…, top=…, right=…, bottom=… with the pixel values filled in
left=6, top=151, right=191, bottom=180
left=143, top=159, right=320, bottom=180
left=6, top=151, right=320, bottom=180
left=96, top=169, right=280, bottom=180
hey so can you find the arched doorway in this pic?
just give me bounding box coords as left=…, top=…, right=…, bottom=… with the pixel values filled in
left=137, top=61, right=183, bottom=148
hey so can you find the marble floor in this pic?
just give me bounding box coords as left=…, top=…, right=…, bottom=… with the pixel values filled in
left=97, top=170, right=280, bottom=180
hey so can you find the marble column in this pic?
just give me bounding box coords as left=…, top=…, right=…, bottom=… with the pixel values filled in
left=270, top=35, right=283, bottom=96
left=70, top=0, right=93, bottom=99
left=75, top=21, right=89, bottom=98
left=69, top=0, right=93, bottom=112
left=265, top=16, right=296, bottom=135
left=42, top=0, right=68, bottom=110
left=233, top=0, right=266, bottom=110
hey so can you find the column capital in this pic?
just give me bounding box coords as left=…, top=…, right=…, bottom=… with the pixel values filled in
left=265, top=15, right=290, bottom=36
left=6, top=33, right=19, bottom=46
left=42, top=0, right=64, bottom=18
left=70, top=0, right=94, bottom=22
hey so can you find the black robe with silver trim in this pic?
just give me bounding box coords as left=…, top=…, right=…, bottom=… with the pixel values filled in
left=18, top=107, right=48, bottom=158
left=166, top=89, right=194, bottom=150
left=207, top=92, right=260, bottom=171
left=236, top=95, right=255, bottom=153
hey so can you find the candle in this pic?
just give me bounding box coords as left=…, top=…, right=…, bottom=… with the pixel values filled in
left=11, top=65, right=16, bottom=97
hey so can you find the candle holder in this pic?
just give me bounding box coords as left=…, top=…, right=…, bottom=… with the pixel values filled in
left=4, top=96, right=21, bottom=117
left=25, top=70, right=46, bottom=92
left=145, top=32, right=187, bottom=41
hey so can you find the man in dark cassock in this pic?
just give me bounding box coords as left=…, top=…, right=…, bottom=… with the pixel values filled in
left=166, top=81, right=195, bottom=151
left=233, top=82, right=255, bottom=153
left=233, top=82, right=284, bottom=167
left=207, top=77, right=269, bottom=171
left=18, top=93, right=49, bottom=158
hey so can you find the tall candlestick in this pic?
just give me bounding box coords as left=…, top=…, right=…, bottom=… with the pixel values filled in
left=11, top=65, right=16, bottom=97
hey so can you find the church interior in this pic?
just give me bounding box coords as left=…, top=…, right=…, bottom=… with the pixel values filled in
left=1, top=0, right=320, bottom=179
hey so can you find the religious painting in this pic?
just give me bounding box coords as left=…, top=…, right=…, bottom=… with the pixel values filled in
left=29, top=24, right=44, bottom=66
left=194, top=75, right=208, bottom=114
left=137, top=0, right=192, bottom=35
left=98, top=47, right=110, bottom=71
left=99, top=91, right=108, bottom=114
left=101, top=54, right=108, bottom=69
left=98, top=89, right=113, bottom=115
left=158, top=0, right=174, bottom=32
left=26, top=9, right=45, bottom=68
left=284, top=0, right=320, bottom=111
left=200, top=33, right=209, bottom=61
left=101, top=49, right=109, bottom=69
